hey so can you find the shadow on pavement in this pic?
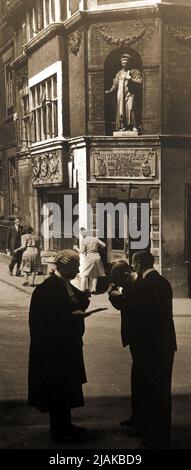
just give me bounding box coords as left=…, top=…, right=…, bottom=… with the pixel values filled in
left=0, top=395, right=191, bottom=449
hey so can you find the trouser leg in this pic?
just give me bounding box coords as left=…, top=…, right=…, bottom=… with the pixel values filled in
left=49, top=407, right=71, bottom=436
left=15, top=252, right=22, bottom=275
left=131, top=362, right=142, bottom=425
left=141, top=352, right=175, bottom=449
left=9, top=253, right=17, bottom=272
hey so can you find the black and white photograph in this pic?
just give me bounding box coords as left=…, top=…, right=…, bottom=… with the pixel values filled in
left=0, top=0, right=191, bottom=461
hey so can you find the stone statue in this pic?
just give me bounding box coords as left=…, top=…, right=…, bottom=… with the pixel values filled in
left=105, top=53, right=143, bottom=132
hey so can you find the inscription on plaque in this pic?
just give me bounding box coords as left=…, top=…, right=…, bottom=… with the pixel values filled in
left=92, top=149, right=157, bottom=179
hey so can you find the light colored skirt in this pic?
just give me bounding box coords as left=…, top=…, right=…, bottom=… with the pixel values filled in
left=80, top=252, right=105, bottom=278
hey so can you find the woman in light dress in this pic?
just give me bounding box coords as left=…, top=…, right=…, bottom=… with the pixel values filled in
left=74, top=228, right=106, bottom=293
left=14, top=226, right=41, bottom=287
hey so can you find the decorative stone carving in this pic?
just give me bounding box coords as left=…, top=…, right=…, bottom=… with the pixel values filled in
left=16, top=66, right=28, bottom=89
left=2, top=0, right=23, bottom=19
left=99, top=22, right=155, bottom=47
left=69, top=28, right=83, bottom=55
left=92, top=148, right=157, bottom=180
left=167, top=24, right=191, bottom=45
left=32, top=150, right=63, bottom=186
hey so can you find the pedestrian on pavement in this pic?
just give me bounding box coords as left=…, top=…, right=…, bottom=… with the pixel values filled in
left=28, top=250, right=91, bottom=442
left=77, top=228, right=106, bottom=293
left=6, top=216, right=23, bottom=276
left=110, top=251, right=177, bottom=449
left=14, top=226, right=41, bottom=287
left=108, top=260, right=141, bottom=435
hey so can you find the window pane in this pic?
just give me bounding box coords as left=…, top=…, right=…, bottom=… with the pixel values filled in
left=52, top=74, right=57, bottom=99
left=51, top=0, right=55, bottom=21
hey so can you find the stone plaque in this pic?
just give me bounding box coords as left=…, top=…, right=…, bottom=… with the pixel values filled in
left=32, top=150, right=63, bottom=186
left=92, top=148, right=157, bottom=179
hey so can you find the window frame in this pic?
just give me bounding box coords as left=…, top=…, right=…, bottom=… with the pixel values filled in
left=29, top=61, right=63, bottom=145
left=26, top=0, right=61, bottom=42
left=4, top=62, right=14, bottom=118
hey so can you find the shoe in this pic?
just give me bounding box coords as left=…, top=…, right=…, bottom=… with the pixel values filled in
left=120, top=417, right=139, bottom=427
left=50, top=424, right=87, bottom=443
left=120, top=417, right=142, bottom=437
left=16, top=271, right=21, bottom=277
left=70, top=423, right=87, bottom=435
left=30, top=284, right=35, bottom=287
left=9, top=269, right=13, bottom=276
left=126, top=427, right=142, bottom=438
left=22, top=282, right=29, bottom=286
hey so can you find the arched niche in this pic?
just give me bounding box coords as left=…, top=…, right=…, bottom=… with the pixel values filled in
left=104, top=48, right=143, bottom=135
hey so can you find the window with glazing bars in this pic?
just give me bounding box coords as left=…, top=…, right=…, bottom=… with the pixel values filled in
left=5, top=63, right=13, bottom=117
left=30, top=74, right=58, bottom=142
left=26, top=0, right=59, bottom=40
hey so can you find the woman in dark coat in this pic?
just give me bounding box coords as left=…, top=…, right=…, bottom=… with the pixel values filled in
left=28, top=250, right=90, bottom=442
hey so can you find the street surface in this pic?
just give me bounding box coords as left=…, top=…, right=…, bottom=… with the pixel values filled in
left=0, top=274, right=191, bottom=449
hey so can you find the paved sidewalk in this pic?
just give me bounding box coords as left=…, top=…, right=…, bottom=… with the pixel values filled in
left=0, top=252, right=45, bottom=295
left=0, top=252, right=191, bottom=316
left=0, top=252, right=191, bottom=450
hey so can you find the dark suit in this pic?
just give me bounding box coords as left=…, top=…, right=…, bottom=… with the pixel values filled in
left=28, top=274, right=90, bottom=417
left=128, top=270, right=177, bottom=448
left=110, top=270, right=177, bottom=448
left=7, top=224, right=23, bottom=274
left=109, top=282, right=141, bottom=426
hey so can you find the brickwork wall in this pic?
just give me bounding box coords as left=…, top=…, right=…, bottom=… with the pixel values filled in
left=69, top=29, right=86, bottom=137
left=28, top=35, right=65, bottom=78
left=162, top=21, right=191, bottom=134
left=161, top=147, right=191, bottom=296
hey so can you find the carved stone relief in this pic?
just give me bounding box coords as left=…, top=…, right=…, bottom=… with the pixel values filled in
left=32, top=150, right=63, bottom=186
left=167, top=24, right=191, bottom=45
left=69, top=28, right=83, bottom=55
left=99, top=22, right=155, bottom=48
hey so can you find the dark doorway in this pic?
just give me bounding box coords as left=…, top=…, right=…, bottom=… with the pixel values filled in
left=39, top=190, right=78, bottom=252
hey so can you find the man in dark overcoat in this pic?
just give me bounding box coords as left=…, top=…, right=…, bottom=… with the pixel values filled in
left=28, top=250, right=90, bottom=442
left=6, top=216, right=23, bottom=275
left=109, top=251, right=177, bottom=448
left=129, top=251, right=177, bottom=448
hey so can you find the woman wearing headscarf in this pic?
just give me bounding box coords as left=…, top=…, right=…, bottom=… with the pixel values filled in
left=28, top=250, right=90, bottom=442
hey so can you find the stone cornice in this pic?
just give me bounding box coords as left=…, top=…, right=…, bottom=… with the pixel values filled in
left=63, top=4, right=191, bottom=32
left=0, top=37, right=14, bottom=55
left=10, top=52, right=27, bottom=70
left=2, top=0, right=27, bottom=25
left=23, top=22, right=67, bottom=56
left=68, top=135, right=191, bottom=149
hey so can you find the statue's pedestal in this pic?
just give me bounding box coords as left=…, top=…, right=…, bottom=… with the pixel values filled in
left=113, top=130, right=138, bottom=137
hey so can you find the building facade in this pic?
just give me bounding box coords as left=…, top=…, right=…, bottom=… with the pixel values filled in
left=0, top=0, right=191, bottom=296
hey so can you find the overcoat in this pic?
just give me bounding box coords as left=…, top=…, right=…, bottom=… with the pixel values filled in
left=28, top=273, right=90, bottom=411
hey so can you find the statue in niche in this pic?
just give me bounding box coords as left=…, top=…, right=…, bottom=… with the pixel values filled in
left=105, top=53, right=143, bottom=132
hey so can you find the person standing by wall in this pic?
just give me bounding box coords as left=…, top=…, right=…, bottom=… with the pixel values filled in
left=6, top=216, right=23, bottom=276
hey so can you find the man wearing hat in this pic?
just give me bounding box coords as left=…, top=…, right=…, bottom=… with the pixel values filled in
left=105, top=53, right=143, bottom=132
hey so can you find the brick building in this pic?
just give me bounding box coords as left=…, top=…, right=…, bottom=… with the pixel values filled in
left=0, top=0, right=191, bottom=296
